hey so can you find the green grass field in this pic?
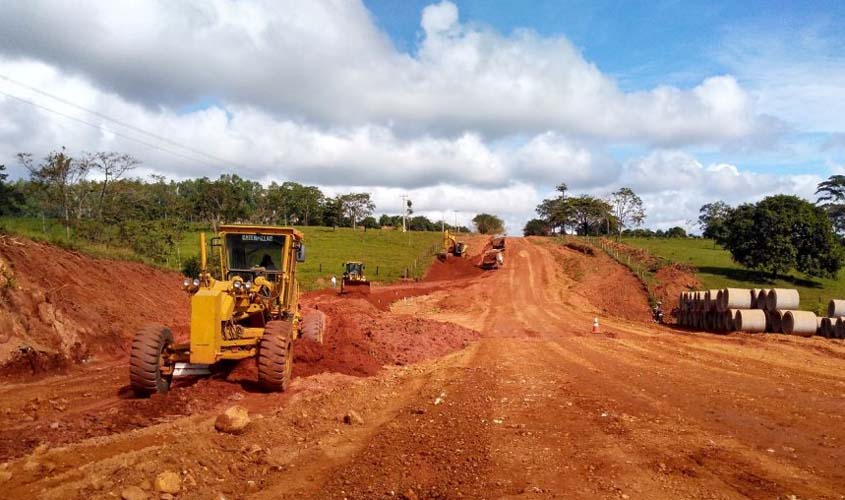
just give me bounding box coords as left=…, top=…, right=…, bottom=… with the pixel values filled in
left=623, top=237, right=845, bottom=314
left=0, top=217, right=442, bottom=290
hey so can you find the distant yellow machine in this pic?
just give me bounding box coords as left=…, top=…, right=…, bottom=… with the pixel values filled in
left=341, top=261, right=371, bottom=294
left=438, top=230, right=468, bottom=259
left=129, top=224, right=322, bottom=396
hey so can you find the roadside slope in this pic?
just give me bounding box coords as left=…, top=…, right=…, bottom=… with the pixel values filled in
left=0, top=235, right=190, bottom=375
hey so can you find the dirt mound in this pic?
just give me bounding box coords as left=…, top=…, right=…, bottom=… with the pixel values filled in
left=0, top=235, right=189, bottom=377
left=654, top=264, right=701, bottom=307
left=424, top=255, right=484, bottom=281
left=295, top=294, right=480, bottom=378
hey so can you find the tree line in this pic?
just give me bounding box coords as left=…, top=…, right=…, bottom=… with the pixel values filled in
left=523, top=183, right=646, bottom=238
left=0, top=149, right=477, bottom=263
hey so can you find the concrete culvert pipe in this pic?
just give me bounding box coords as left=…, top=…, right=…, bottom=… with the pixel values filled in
left=736, top=309, right=766, bottom=333
left=769, top=310, right=784, bottom=334
left=835, top=317, right=845, bottom=339
left=750, top=289, right=758, bottom=309
left=767, top=289, right=800, bottom=311
left=783, top=310, right=818, bottom=337
left=716, top=290, right=725, bottom=312
left=708, top=289, right=721, bottom=312
left=724, top=309, right=739, bottom=332
left=818, top=317, right=832, bottom=338
left=828, top=299, right=845, bottom=318
left=755, top=289, right=769, bottom=310
left=722, top=288, right=752, bottom=311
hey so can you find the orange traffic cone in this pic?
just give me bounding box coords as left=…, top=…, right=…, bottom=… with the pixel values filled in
left=592, top=317, right=601, bottom=334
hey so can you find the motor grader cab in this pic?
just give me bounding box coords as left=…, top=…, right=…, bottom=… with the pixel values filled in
left=438, top=230, right=468, bottom=260
left=129, top=224, right=322, bottom=396
left=340, top=261, right=370, bottom=294
left=490, top=235, right=506, bottom=250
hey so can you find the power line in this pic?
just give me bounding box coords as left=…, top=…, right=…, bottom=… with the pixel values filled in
left=0, top=73, right=245, bottom=169
left=0, top=88, right=227, bottom=167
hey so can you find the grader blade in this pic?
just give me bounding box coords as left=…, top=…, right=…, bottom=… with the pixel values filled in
left=172, top=363, right=212, bottom=377
left=341, top=279, right=371, bottom=294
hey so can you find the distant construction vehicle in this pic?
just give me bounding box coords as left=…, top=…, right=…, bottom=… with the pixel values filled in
left=341, top=261, right=371, bottom=294
left=480, top=249, right=505, bottom=269
left=490, top=235, right=506, bottom=250
left=129, top=224, right=323, bottom=396
left=438, top=229, right=469, bottom=259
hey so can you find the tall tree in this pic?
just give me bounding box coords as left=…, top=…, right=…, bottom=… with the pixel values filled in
left=565, top=196, right=613, bottom=235
left=698, top=201, right=733, bottom=243
left=19, top=148, right=91, bottom=238
left=472, top=213, right=504, bottom=234
left=609, top=187, right=645, bottom=240
left=0, top=164, right=23, bottom=215
left=816, top=175, right=845, bottom=234
left=80, top=152, right=139, bottom=219
left=722, top=195, right=843, bottom=278
left=338, top=192, right=375, bottom=229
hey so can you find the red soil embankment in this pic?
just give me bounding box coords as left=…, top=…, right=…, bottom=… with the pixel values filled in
left=0, top=235, right=189, bottom=376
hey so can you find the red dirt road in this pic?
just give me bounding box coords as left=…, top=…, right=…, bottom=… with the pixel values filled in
left=2, top=237, right=845, bottom=499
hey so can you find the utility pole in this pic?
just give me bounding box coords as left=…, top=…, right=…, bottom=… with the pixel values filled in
left=400, top=194, right=408, bottom=232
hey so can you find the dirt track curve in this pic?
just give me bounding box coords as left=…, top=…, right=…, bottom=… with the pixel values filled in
left=2, top=237, right=845, bottom=499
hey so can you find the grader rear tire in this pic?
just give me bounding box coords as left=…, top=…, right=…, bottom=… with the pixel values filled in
left=257, top=321, right=293, bottom=391
left=130, top=325, right=174, bottom=397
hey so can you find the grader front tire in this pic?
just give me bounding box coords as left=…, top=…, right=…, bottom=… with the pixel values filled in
left=130, top=325, right=174, bottom=397
left=257, top=321, right=293, bottom=391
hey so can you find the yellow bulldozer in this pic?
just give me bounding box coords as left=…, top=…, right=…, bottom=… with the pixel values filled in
left=340, top=261, right=371, bottom=294
left=129, top=224, right=322, bottom=396
left=438, top=229, right=468, bottom=260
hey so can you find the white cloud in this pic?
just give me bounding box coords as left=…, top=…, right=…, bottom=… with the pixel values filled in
left=620, top=150, right=822, bottom=231
left=0, top=0, right=775, bottom=145
left=0, top=1, right=830, bottom=234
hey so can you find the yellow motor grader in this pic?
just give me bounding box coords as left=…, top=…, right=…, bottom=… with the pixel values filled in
left=129, top=224, right=322, bottom=396
left=438, top=230, right=468, bottom=260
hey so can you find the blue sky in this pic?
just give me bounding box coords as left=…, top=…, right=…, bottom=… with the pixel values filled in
left=366, top=0, right=841, bottom=89
left=362, top=0, right=845, bottom=181
left=1, top=0, right=844, bottom=231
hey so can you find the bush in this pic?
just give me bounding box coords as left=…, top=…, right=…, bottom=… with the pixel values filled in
left=182, top=256, right=202, bottom=278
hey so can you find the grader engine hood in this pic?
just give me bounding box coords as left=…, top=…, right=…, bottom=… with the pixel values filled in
left=190, top=283, right=235, bottom=364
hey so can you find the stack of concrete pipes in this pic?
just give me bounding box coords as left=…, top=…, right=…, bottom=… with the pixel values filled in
left=819, top=299, right=845, bottom=339
left=676, top=288, right=835, bottom=338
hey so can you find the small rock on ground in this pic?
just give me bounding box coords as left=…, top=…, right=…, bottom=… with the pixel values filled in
left=120, top=485, right=148, bottom=500
left=154, top=471, right=181, bottom=494
left=215, top=406, right=251, bottom=434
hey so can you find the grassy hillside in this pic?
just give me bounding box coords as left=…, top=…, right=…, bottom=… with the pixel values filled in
left=179, top=226, right=441, bottom=290
left=624, top=237, right=845, bottom=314
left=0, top=217, right=442, bottom=290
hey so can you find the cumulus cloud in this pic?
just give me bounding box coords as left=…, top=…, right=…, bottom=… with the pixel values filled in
left=620, top=150, right=822, bottom=230
left=0, top=0, right=775, bottom=145
left=0, top=2, right=826, bottom=234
